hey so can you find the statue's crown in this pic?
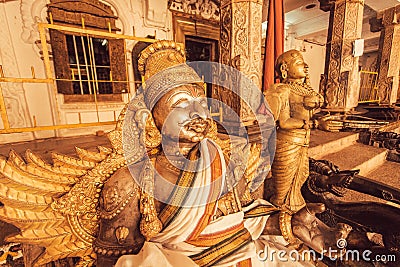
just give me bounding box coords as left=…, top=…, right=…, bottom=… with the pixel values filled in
left=138, top=40, right=186, bottom=81
left=137, top=40, right=204, bottom=109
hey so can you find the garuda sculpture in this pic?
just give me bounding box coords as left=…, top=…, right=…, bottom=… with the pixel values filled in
left=0, top=41, right=351, bottom=267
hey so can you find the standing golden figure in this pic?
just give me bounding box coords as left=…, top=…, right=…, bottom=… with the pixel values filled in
left=265, top=50, right=324, bottom=213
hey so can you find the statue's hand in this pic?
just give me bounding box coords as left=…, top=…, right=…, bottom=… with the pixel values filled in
left=292, top=203, right=352, bottom=256
left=303, top=95, right=321, bottom=110
left=317, top=115, right=343, bottom=132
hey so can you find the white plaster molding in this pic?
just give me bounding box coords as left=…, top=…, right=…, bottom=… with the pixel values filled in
left=20, top=0, right=47, bottom=44
left=101, top=0, right=129, bottom=34
left=0, top=8, right=32, bottom=128
left=143, top=0, right=168, bottom=29
left=0, top=4, right=33, bottom=141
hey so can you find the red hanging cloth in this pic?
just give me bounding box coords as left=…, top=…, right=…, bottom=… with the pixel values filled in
left=262, top=0, right=284, bottom=92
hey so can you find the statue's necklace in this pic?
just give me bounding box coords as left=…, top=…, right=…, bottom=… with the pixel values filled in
left=287, top=81, right=315, bottom=96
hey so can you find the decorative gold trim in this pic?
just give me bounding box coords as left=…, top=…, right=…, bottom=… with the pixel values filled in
left=115, top=226, right=130, bottom=245
left=139, top=158, right=162, bottom=241
left=279, top=211, right=301, bottom=245
left=189, top=228, right=252, bottom=267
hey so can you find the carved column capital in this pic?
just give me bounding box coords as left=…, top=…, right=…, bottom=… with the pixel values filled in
left=319, top=0, right=365, bottom=12
left=381, top=5, right=400, bottom=27
left=369, top=5, right=400, bottom=33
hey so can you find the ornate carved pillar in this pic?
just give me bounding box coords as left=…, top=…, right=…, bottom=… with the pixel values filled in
left=372, top=6, right=400, bottom=105
left=217, top=0, right=263, bottom=125
left=319, top=0, right=364, bottom=112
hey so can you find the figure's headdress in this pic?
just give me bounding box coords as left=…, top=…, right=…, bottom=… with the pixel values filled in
left=137, top=40, right=204, bottom=110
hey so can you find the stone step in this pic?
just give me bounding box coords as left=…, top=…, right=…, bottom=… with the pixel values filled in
left=316, top=142, right=388, bottom=176
left=308, top=130, right=359, bottom=159
left=341, top=160, right=400, bottom=207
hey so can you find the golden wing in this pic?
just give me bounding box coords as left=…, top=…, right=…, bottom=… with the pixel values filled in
left=0, top=104, right=138, bottom=266
left=0, top=145, right=114, bottom=267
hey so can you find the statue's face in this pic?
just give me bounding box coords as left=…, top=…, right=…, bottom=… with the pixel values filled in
left=286, top=53, right=308, bottom=80
left=152, top=84, right=211, bottom=143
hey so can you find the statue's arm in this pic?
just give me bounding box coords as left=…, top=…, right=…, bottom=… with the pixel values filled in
left=277, top=106, right=306, bottom=130
left=94, top=167, right=145, bottom=266
left=265, top=85, right=305, bottom=130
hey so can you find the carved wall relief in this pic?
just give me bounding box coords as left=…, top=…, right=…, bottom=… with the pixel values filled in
left=387, top=26, right=400, bottom=78
left=169, top=0, right=220, bottom=22
left=219, top=3, right=231, bottom=66
left=20, top=0, right=47, bottom=44
left=143, top=0, right=168, bottom=29
left=376, top=7, right=400, bottom=105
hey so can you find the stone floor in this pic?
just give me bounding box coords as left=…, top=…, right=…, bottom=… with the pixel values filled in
left=0, top=134, right=111, bottom=162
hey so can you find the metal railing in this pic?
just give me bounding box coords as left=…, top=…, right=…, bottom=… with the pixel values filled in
left=0, top=21, right=157, bottom=134
left=358, top=70, right=380, bottom=104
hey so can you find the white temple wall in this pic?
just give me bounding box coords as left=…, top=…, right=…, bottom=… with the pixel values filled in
left=0, top=0, right=173, bottom=143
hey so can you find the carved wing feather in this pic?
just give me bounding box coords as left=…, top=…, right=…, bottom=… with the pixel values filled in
left=25, top=150, right=88, bottom=177
left=0, top=182, right=53, bottom=212
left=35, top=241, right=93, bottom=266
left=0, top=205, right=65, bottom=230
left=52, top=153, right=97, bottom=170
left=75, top=146, right=109, bottom=162
left=0, top=106, right=127, bottom=266
left=7, top=227, right=73, bottom=246
left=0, top=146, right=112, bottom=266
left=0, top=152, right=71, bottom=196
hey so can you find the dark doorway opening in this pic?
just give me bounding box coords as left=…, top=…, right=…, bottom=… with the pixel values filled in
left=185, top=36, right=218, bottom=100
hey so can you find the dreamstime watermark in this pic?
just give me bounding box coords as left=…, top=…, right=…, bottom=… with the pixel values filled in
left=257, top=239, right=397, bottom=263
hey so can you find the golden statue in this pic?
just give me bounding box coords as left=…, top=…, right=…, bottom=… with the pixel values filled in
left=265, top=50, right=324, bottom=213
left=0, top=42, right=351, bottom=267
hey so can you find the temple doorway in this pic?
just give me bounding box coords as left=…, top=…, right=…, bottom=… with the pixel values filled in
left=184, top=36, right=219, bottom=100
